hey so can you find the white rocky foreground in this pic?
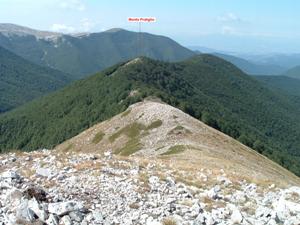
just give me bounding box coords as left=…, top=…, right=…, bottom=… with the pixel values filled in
left=0, top=150, right=300, bottom=225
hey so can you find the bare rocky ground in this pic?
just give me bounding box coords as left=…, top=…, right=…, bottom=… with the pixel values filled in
left=1, top=101, right=300, bottom=225
left=1, top=150, right=300, bottom=225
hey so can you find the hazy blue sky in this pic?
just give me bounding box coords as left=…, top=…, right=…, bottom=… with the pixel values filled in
left=1, top=0, right=299, bottom=53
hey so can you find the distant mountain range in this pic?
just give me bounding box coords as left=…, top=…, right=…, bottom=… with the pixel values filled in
left=0, top=23, right=62, bottom=38
left=1, top=55, right=300, bottom=176
left=1, top=23, right=300, bottom=116
left=0, top=46, right=72, bottom=112
left=190, top=46, right=300, bottom=76
left=212, top=53, right=286, bottom=75
left=241, top=53, right=300, bottom=69
left=283, top=65, right=300, bottom=79
left=0, top=23, right=194, bottom=78
left=2, top=23, right=300, bottom=78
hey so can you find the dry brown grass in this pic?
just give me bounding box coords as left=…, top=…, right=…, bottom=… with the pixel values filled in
left=7, top=149, right=29, bottom=157
left=62, top=143, right=74, bottom=152
left=121, top=109, right=131, bottom=117
left=43, top=179, right=58, bottom=189
left=241, top=205, right=256, bottom=216
left=178, top=199, right=194, bottom=207
left=129, top=202, right=140, bottom=209
left=203, top=197, right=226, bottom=212
left=73, top=161, right=102, bottom=171
left=20, top=168, right=36, bottom=179
left=138, top=172, right=149, bottom=184
left=52, top=101, right=300, bottom=187
left=175, top=176, right=203, bottom=189
left=162, top=218, right=177, bottom=225
left=137, top=172, right=151, bottom=192
left=108, top=160, right=131, bottom=170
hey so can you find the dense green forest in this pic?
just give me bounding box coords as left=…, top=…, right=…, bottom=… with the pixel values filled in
left=1, top=55, right=300, bottom=175
left=0, top=46, right=73, bottom=112
left=255, top=75, right=300, bottom=97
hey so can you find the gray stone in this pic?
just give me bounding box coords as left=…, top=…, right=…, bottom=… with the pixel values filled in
left=0, top=171, right=21, bottom=184
left=92, top=210, right=104, bottom=223
left=5, top=188, right=23, bottom=206
left=230, top=207, right=243, bottom=224
left=61, top=215, right=73, bottom=225
left=48, top=201, right=84, bottom=216
left=46, top=214, right=59, bottom=225
left=36, top=168, right=54, bottom=178
left=15, top=200, right=36, bottom=222
left=69, top=211, right=84, bottom=222
left=28, top=198, right=48, bottom=221
left=165, top=177, right=176, bottom=187
left=149, top=176, right=159, bottom=185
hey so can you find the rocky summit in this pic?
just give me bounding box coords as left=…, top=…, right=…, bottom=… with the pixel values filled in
left=1, top=101, right=300, bottom=225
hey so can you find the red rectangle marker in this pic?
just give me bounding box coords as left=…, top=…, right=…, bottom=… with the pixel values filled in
left=128, top=17, right=156, bottom=23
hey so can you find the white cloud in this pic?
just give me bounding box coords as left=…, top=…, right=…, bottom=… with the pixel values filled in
left=50, top=24, right=75, bottom=33
left=217, top=13, right=248, bottom=36
left=50, top=18, right=96, bottom=33
left=217, top=13, right=241, bottom=23
left=80, top=18, right=94, bottom=32
left=59, top=0, right=85, bottom=11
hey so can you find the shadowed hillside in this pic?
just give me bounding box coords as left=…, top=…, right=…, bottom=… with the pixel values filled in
left=0, top=46, right=72, bottom=112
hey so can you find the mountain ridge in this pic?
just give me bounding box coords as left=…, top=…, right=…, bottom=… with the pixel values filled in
left=213, top=53, right=286, bottom=75
left=55, top=100, right=300, bottom=186
left=1, top=55, right=300, bottom=176
left=0, top=24, right=195, bottom=78
left=1, top=99, right=300, bottom=224
left=0, top=23, right=62, bottom=39
left=1, top=119, right=300, bottom=224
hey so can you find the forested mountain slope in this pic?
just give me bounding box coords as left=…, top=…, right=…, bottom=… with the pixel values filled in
left=0, top=46, right=72, bottom=112
left=1, top=55, right=300, bottom=175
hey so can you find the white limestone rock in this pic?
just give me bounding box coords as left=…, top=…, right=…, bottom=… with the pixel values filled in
left=48, top=201, right=84, bottom=216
